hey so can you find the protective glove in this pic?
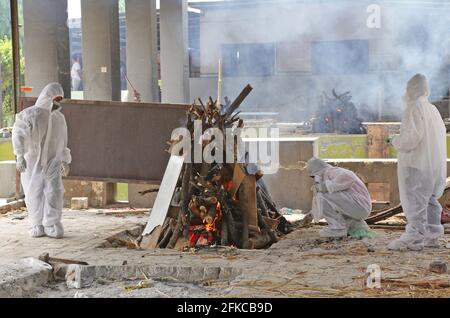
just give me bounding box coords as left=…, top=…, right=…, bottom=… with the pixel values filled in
left=314, top=182, right=328, bottom=193
left=61, top=162, right=70, bottom=177
left=16, top=156, right=27, bottom=173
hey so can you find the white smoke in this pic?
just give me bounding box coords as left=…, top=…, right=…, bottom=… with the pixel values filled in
left=189, top=0, right=450, bottom=122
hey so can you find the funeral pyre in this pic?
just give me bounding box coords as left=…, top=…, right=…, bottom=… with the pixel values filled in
left=141, top=84, right=293, bottom=250
left=311, top=89, right=366, bottom=134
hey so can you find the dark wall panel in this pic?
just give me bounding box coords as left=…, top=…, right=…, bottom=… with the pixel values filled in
left=20, top=98, right=189, bottom=183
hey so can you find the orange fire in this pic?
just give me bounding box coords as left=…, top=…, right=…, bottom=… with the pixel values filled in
left=205, top=202, right=222, bottom=236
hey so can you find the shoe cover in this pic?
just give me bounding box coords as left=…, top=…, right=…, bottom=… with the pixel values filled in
left=424, top=237, right=440, bottom=248
left=29, top=225, right=45, bottom=238
left=44, top=223, right=64, bottom=239
left=387, top=237, right=424, bottom=251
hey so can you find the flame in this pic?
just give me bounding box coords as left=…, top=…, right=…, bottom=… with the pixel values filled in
left=205, top=202, right=222, bottom=235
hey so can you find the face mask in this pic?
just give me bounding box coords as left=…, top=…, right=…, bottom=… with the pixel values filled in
left=52, top=101, right=61, bottom=111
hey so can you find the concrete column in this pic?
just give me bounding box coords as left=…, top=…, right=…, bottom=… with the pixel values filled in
left=23, top=0, right=71, bottom=97
left=160, top=0, right=190, bottom=103
left=125, top=0, right=159, bottom=102
left=80, top=0, right=121, bottom=101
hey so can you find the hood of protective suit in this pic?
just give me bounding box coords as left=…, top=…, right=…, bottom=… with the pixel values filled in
left=307, top=157, right=332, bottom=177
left=35, top=83, right=64, bottom=111
left=404, top=73, right=430, bottom=103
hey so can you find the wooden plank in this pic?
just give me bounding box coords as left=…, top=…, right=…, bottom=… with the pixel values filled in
left=140, top=225, right=163, bottom=250
left=240, top=175, right=258, bottom=229
left=141, top=156, right=184, bottom=249
left=230, top=163, right=246, bottom=197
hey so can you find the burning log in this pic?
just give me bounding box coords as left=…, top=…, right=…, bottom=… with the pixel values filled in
left=143, top=84, right=293, bottom=250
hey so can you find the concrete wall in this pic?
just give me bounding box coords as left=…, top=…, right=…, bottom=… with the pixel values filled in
left=0, top=161, right=16, bottom=198
left=128, top=184, right=158, bottom=208
left=330, top=159, right=399, bottom=206
left=63, top=180, right=114, bottom=208
left=259, top=137, right=319, bottom=211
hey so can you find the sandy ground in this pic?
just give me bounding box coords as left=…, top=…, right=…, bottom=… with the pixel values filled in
left=1, top=208, right=450, bottom=298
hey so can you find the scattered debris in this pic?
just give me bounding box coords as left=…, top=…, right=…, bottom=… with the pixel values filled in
left=124, top=279, right=153, bottom=292
left=139, top=188, right=160, bottom=196
left=429, top=260, right=448, bottom=274
left=74, top=291, right=89, bottom=298
left=442, top=206, right=450, bottom=224
left=99, top=225, right=145, bottom=249
left=383, top=278, right=450, bottom=289
left=0, top=199, right=25, bottom=215
left=38, top=253, right=89, bottom=266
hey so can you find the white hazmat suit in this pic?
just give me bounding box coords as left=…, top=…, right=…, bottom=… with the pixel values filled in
left=307, top=157, right=372, bottom=238
left=388, top=74, right=446, bottom=251
left=12, top=83, right=71, bottom=239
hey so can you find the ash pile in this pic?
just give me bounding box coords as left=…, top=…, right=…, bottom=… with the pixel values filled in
left=140, top=84, right=293, bottom=250
left=311, top=89, right=366, bottom=134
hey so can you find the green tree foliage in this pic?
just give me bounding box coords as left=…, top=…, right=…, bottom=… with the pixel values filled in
left=119, top=0, right=125, bottom=13
left=0, top=37, right=15, bottom=126
left=0, top=38, right=24, bottom=127
left=0, top=0, right=24, bottom=127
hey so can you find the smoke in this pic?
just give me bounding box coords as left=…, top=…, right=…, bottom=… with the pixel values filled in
left=189, top=0, right=450, bottom=122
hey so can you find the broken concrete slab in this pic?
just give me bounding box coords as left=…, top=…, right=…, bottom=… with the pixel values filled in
left=66, top=264, right=96, bottom=289
left=0, top=258, right=52, bottom=297
left=92, top=264, right=242, bottom=284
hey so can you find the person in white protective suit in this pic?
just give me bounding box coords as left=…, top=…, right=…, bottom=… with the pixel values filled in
left=12, top=83, right=71, bottom=239
left=387, top=74, right=446, bottom=251
left=307, top=157, right=372, bottom=238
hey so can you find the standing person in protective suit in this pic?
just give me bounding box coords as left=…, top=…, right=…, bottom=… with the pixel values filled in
left=307, top=157, right=372, bottom=238
left=388, top=74, right=446, bottom=251
left=12, top=83, right=71, bottom=239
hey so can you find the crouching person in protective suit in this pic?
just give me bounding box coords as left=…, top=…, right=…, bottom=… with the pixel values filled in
left=307, top=157, right=372, bottom=238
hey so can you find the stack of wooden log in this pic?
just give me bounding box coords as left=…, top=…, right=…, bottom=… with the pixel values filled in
left=152, top=84, right=293, bottom=250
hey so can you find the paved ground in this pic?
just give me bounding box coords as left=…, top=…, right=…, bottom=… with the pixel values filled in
left=1, top=208, right=450, bottom=297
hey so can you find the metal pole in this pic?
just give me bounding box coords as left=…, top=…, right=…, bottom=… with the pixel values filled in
left=10, top=0, right=23, bottom=199
left=10, top=0, right=20, bottom=115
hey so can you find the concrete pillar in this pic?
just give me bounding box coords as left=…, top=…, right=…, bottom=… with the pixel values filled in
left=160, top=0, right=190, bottom=103
left=23, top=0, right=71, bottom=97
left=80, top=0, right=121, bottom=101
left=125, top=0, right=159, bottom=102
